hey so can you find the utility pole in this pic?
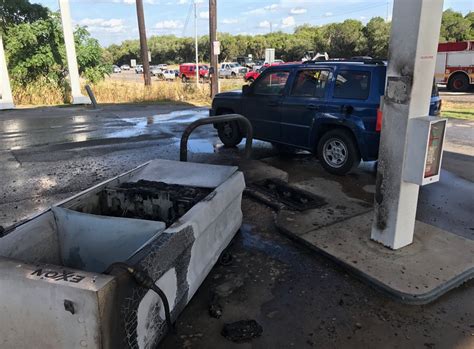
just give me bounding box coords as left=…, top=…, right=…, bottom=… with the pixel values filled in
left=194, top=0, right=199, bottom=85
left=209, top=0, right=218, bottom=97
left=136, top=0, right=151, bottom=86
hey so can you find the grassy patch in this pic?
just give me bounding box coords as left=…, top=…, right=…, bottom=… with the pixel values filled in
left=12, top=78, right=247, bottom=107
left=441, top=101, right=474, bottom=120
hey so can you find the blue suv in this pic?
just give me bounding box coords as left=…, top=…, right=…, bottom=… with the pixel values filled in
left=210, top=60, right=441, bottom=175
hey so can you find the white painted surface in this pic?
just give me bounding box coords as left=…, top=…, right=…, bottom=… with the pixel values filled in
left=404, top=117, right=447, bottom=185
left=137, top=268, right=178, bottom=349
left=371, top=0, right=444, bottom=249
left=0, top=257, right=113, bottom=349
left=52, top=207, right=166, bottom=273
left=58, top=0, right=90, bottom=105
left=447, top=51, right=474, bottom=67
left=183, top=172, right=245, bottom=301
left=0, top=35, right=14, bottom=110
left=131, top=159, right=238, bottom=188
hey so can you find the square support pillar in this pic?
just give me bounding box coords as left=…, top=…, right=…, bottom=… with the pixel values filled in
left=59, top=0, right=91, bottom=105
left=0, top=35, right=14, bottom=110
left=371, top=0, right=444, bottom=249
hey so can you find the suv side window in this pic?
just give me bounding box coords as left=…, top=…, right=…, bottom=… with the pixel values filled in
left=253, top=71, right=290, bottom=95
left=291, top=69, right=330, bottom=98
left=333, top=70, right=371, bottom=100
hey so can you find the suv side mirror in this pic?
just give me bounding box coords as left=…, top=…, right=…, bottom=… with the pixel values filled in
left=242, top=85, right=251, bottom=95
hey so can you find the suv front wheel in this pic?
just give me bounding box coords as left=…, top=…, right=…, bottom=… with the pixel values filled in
left=317, top=129, right=360, bottom=175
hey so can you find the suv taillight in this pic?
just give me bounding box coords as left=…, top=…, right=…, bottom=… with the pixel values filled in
left=376, top=108, right=383, bottom=132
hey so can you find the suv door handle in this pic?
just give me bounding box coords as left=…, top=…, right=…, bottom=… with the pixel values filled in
left=306, top=104, right=320, bottom=110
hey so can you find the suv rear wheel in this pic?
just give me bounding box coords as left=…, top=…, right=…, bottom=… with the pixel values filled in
left=317, top=129, right=360, bottom=175
left=217, top=121, right=243, bottom=147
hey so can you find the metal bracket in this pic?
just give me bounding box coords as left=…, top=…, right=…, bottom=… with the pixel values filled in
left=180, top=114, right=253, bottom=162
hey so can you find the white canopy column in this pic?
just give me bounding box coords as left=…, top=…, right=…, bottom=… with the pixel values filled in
left=58, top=0, right=91, bottom=105
left=0, top=35, right=14, bottom=110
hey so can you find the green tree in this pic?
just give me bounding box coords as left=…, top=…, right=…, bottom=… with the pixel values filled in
left=465, top=12, right=474, bottom=38
left=440, top=9, right=471, bottom=42
left=5, top=13, right=109, bottom=86
left=326, top=20, right=368, bottom=58
left=363, top=17, right=390, bottom=58
left=0, top=0, right=48, bottom=33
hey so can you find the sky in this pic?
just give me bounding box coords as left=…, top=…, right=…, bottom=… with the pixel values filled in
left=32, top=0, right=474, bottom=47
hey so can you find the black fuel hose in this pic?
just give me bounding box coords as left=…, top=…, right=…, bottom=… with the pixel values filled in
left=104, top=262, right=174, bottom=333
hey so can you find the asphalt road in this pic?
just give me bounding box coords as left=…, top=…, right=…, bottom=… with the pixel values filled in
left=0, top=104, right=473, bottom=348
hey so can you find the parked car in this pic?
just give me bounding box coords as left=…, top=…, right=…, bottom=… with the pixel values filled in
left=150, top=65, right=162, bottom=76
left=253, top=59, right=286, bottom=71
left=120, top=64, right=130, bottom=70
left=179, top=63, right=209, bottom=82
left=244, top=62, right=283, bottom=83
left=219, top=63, right=248, bottom=78
left=210, top=60, right=442, bottom=175
left=157, top=64, right=168, bottom=70
left=135, top=64, right=143, bottom=74
left=237, top=56, right=254, bottom=68
left=160, top=69, right=178, bottom=80
left=112, top=65, right=122, bottom=73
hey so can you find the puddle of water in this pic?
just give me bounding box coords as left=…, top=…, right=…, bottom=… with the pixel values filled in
left=107, top=108, right=209, bottom=139
left=1, top=108, right=210, bottom=150
left=173, top=138, right=224, bottom=154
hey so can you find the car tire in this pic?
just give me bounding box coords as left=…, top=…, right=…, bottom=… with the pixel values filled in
left=448, top=73, right=469, bottom=92
left=217, top=121, right=243, bottom=147
left=182, top=75, right=188, bottom=83
left=231, top=72, right=236, bottom=78
left=247, top=77, right=255, bottom=84
left=317, top=129, right=361, bottom=175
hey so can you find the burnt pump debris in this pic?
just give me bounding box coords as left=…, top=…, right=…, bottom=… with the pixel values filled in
left=246, top=178, right=327, bottom=211
left=0, top=159, right=246, bottom=348
left=100, top=180, right=212, bottom=226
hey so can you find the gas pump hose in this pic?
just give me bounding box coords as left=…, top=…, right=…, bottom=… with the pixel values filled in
left=104, top=262, right=174, bottom=333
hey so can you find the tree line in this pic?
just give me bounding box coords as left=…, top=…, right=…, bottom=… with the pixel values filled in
left=107, top=9, right=474, bottom=66
left=1, top=0, right=473, bottom=94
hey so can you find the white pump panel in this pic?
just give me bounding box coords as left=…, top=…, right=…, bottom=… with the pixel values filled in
left=404, top=117, right=447, bottom=186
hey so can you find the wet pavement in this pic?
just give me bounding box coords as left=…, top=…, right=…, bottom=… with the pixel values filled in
left=0, top=104, right=473, bottom=348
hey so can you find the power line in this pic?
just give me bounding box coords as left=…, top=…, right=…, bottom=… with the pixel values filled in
left=182, top=2, right=193, bottom=37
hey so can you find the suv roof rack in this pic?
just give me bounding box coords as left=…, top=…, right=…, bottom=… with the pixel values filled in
left=303, top=58, right=386, bottom=65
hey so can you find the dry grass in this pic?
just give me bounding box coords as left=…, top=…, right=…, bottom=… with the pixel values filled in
left=87, top=79, right=245, bottom=106
left=11, top=78, right=245, bottom=107
left=442, top=101, right=474, bottom=120
left=88, top=80, right=211, bottom=106
left=12, top=78, right=70, bottom=106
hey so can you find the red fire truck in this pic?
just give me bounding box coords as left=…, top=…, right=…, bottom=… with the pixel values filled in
left=435, top=41, right=474, bottom=92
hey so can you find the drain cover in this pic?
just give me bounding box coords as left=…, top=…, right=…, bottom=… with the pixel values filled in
left=251, top=178, right=326, bottom=211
